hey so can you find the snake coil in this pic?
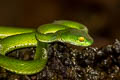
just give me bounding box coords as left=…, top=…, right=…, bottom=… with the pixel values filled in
left=0, top=20, right=93, bottom=75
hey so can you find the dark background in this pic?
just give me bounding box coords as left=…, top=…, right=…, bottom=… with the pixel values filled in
left=0, top=0, right=120, bottom=47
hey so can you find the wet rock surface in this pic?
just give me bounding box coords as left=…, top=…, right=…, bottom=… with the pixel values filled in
left=0, top=40, right=120, bottom=80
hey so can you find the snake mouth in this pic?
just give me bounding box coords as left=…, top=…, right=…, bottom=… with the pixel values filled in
left=58, top=38, right=93, bottom=47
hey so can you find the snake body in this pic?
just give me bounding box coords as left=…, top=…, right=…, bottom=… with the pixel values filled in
left=0, top=20, right=93, bottom=75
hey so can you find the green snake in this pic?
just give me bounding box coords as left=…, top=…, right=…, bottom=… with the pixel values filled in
left=0, top=20, right=93, bottom=75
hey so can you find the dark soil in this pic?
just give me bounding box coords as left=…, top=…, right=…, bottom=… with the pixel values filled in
left=0, top=39, right=120, bottom=80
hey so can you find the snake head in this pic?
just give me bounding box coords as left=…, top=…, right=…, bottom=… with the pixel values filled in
left=59, top=28, right=93, bottom=46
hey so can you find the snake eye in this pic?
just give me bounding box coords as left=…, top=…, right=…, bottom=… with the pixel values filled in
left=78, top=37, right=85, bottom=42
